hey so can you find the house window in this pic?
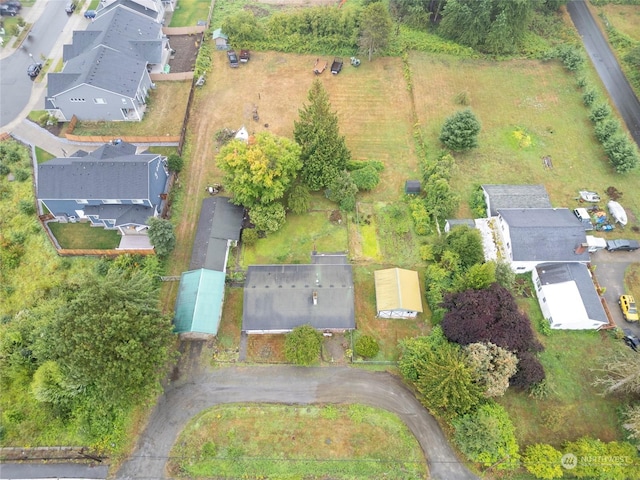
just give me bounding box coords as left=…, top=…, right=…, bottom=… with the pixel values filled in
left=535, top=277, right=542, bottom=290
left=132, top=199, right=145, bottom=205
left=542, top=297, right=546, bottom=303
left=76, top=199, right=88, bottom=204
left=94, top=98, right=107, bottom=104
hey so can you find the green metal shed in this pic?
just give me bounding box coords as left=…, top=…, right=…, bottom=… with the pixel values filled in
left=173, top=268, right=226, bottom=335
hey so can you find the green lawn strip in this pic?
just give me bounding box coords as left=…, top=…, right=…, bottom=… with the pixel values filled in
left=168, top=404, right=427, bottom=480
left=70, top=82, right=190, bottom=137
left=498, top=300, right=627, bottom=447
left=241, top=210, right=348, bottom=267
left=35, top=146, right=54, bottom=163
left=169, top=0, right=211, bottom=28
left=48, top=222, right=120, bottom=249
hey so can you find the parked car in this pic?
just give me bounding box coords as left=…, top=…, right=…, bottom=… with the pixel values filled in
left=0, top=5, right=18, bottom=16
left=622, top=328, right=640, bottom=352
left=619, top=295, right=639, bottom=322
left=27, top=62, right=42, bottom=78
left=65, top=2, right=76, bottom=14
left=3, top=1, right=21, bottom=10
left=240, top=49, right=250, bottom=63
left=227, top=49, right=238, bottom=68
left=331, top=57, right=343, bottom=74
left=606, top=239, right=640, bottom=252
left=84, top=9, right=96, bottom=19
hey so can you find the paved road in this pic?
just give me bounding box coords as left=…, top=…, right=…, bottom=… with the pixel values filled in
left=0, top=0, right=79, bottom=127
left=567, top=0, right=640, bottom=147
left=117, top=366, right=478, bottom=480
left=0, top=463, right=108, bottom=479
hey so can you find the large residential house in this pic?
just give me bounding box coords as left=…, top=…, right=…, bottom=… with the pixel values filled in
left=495, top=208, right=589, bottom=273
left=96, top=0, right=166, bottom=23
left=46, top=0, right=168, bottom=121
left=36, top=141, right=169, bottom=235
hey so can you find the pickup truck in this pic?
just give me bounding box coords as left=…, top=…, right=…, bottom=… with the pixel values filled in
left=331, top=57, right=343, bottom=75
left=240, top=49, right=250, bottom=63
left=606, top=239, right=640, bottom=252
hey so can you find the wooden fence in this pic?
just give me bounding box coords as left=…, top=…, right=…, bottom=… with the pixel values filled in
left=64, top=134, right=180, bottom=143
left=163, top=26, right=207, bottom=35
left=151, top=71, right=194, bottom=81
left=57, top=249, right=156, bottom=257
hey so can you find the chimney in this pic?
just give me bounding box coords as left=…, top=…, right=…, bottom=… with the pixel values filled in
left=312, top=290, right=318, bottom=306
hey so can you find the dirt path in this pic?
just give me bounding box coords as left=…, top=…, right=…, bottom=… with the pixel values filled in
left=116, top=366, right=478, bottom=480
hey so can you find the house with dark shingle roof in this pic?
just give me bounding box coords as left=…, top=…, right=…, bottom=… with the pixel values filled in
left=496, top=208, right=589, bottom=272
left=64, top=7, right=170, bottom=69
left=96, top=0, right=166, bottom=23
left=482, top=184, right=552, bottom=217
left=36, top=141, right=169, bottom=233
left=242, top=253, right=355, bottom=334
left=46, top=46, right=152, bottom=122
left=533, top=263, right=608, bottom=330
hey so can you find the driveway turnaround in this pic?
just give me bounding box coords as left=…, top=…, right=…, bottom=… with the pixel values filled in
left=117, top=366, right=478, bottom=480
left=567, top=0, right=640, bottom=147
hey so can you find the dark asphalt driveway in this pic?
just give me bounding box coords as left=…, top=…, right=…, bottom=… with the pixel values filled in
left=567, top=0, right=640, bottom=147
left=116, top=366, right=478, bottom=480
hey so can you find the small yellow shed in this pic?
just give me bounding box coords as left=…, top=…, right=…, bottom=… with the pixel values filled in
left=374, top=268, right=423, bottom=318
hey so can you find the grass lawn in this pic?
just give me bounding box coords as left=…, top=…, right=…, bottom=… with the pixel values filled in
left=167, top=404, right=427, bottom=480
left=498, top=297, right=628, bottom=448
left=48, top=222, right=120, bottom=249
left=169, top=0, right=212, bottom=27
left=70, top=81, right=191, bottom=137
left=240, top=210, right=348, bottom=267
left=35, top=146, right=54, bottom=163
left=593, top=3, right=640, bottom=41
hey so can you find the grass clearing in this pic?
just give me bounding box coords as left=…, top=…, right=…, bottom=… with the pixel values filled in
left=48, top=222, right=120, bottom=249
left=168, top=0, right=212, bottom=27
left=167, top=403, right=427, bottom=480
left=595, top=3, right=640, bottom=41
left=240, top=209, right=348, bottom=267
left=410, top=53, right=640, bottom=225
left=498, top=297, right=627, bottom=447
left=70, top=81, right=191, bottom=137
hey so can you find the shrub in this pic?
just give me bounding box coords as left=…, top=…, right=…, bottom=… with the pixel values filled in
left=555, top=44, right=585, bottom=71
left=286, top=184, right=311, bottom=215
left=350, top=165, right=380, bottom=191
left=594, top=117, right=620, bottom=144
left=284, top=324, right=322, bottom=366
left=523, top=444, right=563, bottom=479
left=510, top=351, right=546, bottom=390
left=589, top=102, right=612, bottom=123
left=249, top=203, right=287, bottom=234
left=439, top=109, right=481, bottom=151
left=241, top=228, right=258, bottom=246
left=167, top=153, right=183, bottom=173
left=13, top=169, right=29, bottom=182
left=355, top=335, right=379, bottom=359
left=453, top=402, right=520, bottom=469
left=582, top=87, right=597, bottom=107
left=17, top=200, right=35, bottom=215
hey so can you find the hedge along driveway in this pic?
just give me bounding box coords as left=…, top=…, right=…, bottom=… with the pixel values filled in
left=117, top=366, right=478, bottom=480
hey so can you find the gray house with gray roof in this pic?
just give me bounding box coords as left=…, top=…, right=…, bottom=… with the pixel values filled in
left=36, top=141, right=169, bottom=233
left=243, top=254, right=355, bottom=334
left=496, top=208, right=589, bottom=272
left=46, top=46, right=152, bottom=121
left=482, top=184, right=552, bottom=217
left=64, top=7, right=170, bottom=69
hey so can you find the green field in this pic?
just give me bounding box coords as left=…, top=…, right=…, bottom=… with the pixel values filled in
left=168, top=404, right=428, bottom=480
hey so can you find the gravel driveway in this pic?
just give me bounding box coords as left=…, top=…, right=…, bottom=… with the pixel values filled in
left=116, top=366, right=478, bottom=480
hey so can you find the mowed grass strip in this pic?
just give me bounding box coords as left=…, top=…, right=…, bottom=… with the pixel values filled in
left=48, top=222, right=120, bottom=249
left=410, top=52, right=640, bottom=224
left=70, top=81, right=191, bottom=137
left=168, top=404, right=427, bottom=480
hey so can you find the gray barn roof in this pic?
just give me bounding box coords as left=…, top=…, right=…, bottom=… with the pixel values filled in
left=499, top=208, right=589, bottom=263
left=189, top=197, right=245, bottom=271
left=482, top=184, right=551, bottom=217
left=37, top=142, right=158, bottom=200
left=536, top=263, right=608, bottom=325
left=65, top=7, right=163, bottom=63
left=48, top=46, right=146, bottom=98
left=243, top=264, right=355, bottom=332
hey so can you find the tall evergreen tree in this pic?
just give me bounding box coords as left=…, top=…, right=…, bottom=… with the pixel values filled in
left=358, top=2, right=393, bottom=61
left=294, top=80, right=351, bottom=191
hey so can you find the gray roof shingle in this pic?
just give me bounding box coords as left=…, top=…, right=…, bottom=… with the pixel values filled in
left=499, top=208, right=589, bottom=262
left=37, top=142, right=158, bottom=200
left=482, top=184, right=551, bottom=216
left=243, top=264, right=355, bottom=332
